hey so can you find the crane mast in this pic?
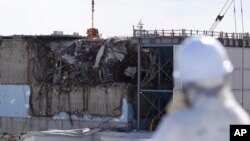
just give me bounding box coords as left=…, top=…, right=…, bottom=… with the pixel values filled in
left=92, top=0, right=94, bottom=28
left=87, top=0, right=99, bottom=39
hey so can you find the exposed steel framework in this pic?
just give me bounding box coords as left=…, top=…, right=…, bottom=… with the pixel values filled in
left=133, top=27, right=250, bottom=130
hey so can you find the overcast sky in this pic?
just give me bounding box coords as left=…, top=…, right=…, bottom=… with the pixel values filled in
left=0, top=0, right=249, bottom=37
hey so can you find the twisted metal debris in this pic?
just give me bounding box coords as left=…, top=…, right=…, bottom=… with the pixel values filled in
left=25, top=38, right=173, bottom=117
left=30, top=38, right=152, bottom=86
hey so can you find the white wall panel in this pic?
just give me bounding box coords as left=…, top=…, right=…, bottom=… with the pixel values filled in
left=174, top=79, right=182, bottom=91
left=0, top=85, right=30, bottom=117
left=226, top=47, right=250, bottom=112
left=232, top=90, right=242, bottom=104
left=243, top=70, right=250, bottom=89
left=227, top=47, right=242, bottom=69
left=232, top=69, right=242, bottom=89
left=173, top=45, right=182, bottom=91
left=243, top=90, right=250, bottom=111
left=244, top=49, right=250, bottom=69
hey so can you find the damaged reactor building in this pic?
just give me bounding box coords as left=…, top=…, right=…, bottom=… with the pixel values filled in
left=0, top=34, right=173, bottom=133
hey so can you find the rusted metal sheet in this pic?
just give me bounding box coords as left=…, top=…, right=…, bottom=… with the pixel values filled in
left=0, top=39, right=28, bottom=84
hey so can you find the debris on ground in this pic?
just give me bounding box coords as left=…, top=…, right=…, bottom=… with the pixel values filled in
left=0, top=133, right=24, bottom=141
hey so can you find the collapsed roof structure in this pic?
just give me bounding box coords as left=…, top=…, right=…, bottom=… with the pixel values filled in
left=0, top=36, right=173, bottom=132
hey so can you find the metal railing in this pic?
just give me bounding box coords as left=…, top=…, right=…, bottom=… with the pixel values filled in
left=133, top=29, right=250, bottom=40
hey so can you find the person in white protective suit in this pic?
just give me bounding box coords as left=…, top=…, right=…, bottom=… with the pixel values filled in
left=152, top=36, right=250, bottom=141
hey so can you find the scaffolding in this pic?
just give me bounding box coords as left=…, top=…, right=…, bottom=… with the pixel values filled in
left=133, top=26, right=175, bottom=130
left=132, top=27, right=250, bottom=130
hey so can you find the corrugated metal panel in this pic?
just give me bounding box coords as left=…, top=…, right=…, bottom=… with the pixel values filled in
left=87, top=86, right=125, bottom=116
left=0, top=85, right=30, bottom=117
left=0, top=39, right=28, bottom=84
left=30, top=85, right=127, bottom=117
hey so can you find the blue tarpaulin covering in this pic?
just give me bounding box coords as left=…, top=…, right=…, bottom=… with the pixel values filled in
left=0, top=85, right=30, bottom=117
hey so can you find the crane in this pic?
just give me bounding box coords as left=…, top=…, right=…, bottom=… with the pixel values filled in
left=87, top=0, right=99, bottom=39
left=209, top=0, right=235, bottom=32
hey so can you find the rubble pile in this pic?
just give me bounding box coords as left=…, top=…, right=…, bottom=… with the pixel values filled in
left=26, top=38, right=173, bottom=117
left=30, top=38, right=153, bottom=87
left=27, top=38, right=152, bottom=117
